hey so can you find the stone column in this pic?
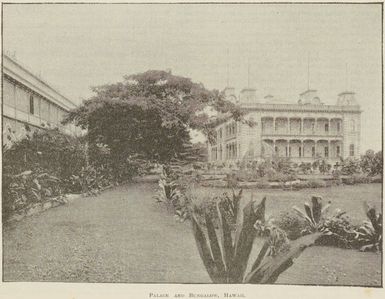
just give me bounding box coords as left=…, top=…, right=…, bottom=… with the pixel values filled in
left=300, top=118, right=303, bottom=134
left=314, top=119, right=317, bottom=135
left=273, top=117, right=276, bottom=132
left=301, top=140, right=304, bottom=157
left=287, top=118, right=289, bottom=134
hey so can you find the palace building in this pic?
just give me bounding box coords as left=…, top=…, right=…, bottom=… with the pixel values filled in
left=2, top=54, right=82, bottom=147
left=207, top=87, right=361, bottom=165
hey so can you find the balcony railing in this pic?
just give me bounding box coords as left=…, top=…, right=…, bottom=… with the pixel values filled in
left=262, top=130, right=343, bottom=137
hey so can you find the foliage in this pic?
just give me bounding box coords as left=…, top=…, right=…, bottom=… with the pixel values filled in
left=154, top=166, right=192, bottom=222
left=276, top=198, right=383, bottom=252
left=225, top=173, right=239, bottom=188
left=3, top=169, right=66, bottom=220
left=191, top=193, right=323, bottom=283
left=267, top=172, right=297, bottom=183
left=292, top=196, right=331, bottom=233
left=63, top=70, right=243, bottom=171
left=64, top=165, right=115, bottom=196
left=234, top=170, right=260, bottom=182
left=341, top=158, right=361, bottom=175
left=306, top=179, right=327, bottom=188
left=271, top=157, right=293, bottom=175
left=317, top=210, right=358, bottom=249
left=360, top=150, right=383, bottom=176
left=299, top=162, right=312, bottom=174
left=3, top=128, right=86, bottom=179
left=275, top=212, right=308, bottom=240
left=319, top=160, right=332, bottom=174
left=219, top=190, right=242, bottom=223
left=355, top=202, right=382, bottom=252
left=342, top=174, right=371, bottom=185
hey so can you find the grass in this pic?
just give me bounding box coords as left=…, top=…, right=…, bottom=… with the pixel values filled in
left=196, top=183, right=382, bottom=224
left=3, top=182, right=382, bottom=285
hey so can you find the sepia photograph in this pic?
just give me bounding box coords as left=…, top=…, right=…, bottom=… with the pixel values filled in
left=1, top=1, right=383, bottom=290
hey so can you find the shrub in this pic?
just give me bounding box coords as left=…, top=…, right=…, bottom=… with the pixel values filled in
left=271, top=157, right=294, bottom=174
left=3, top=128, right=86, bottom=179
left=225, top=173, right=238, bottom=188
left=361, top=150, right=383, bottom=176
left=306, top=179, right=327, bottom=188
left=299, top=162, right=312, bottom=174
left=234, top=170, right=259, bottom=182
left=275, top=212, right=308, bottom=240
left=2, top=169, right=66, bottom=221
left=342, top=174, right=371, bottom=185
left=317, top=211, right=359, bottom=249
left=341, top=157, right=361, bottom=175
left=355, top=202, right=382, bottom=252
left=267, top=172, right=297, bottom=183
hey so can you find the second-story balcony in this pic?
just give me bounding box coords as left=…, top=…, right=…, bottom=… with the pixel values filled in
left=261, top=116, right=343, bottom=137
left=261, top=130, right=343, bottom=138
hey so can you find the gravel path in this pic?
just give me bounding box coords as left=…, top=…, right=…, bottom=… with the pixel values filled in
left=3, top=183, right=381, bottom=285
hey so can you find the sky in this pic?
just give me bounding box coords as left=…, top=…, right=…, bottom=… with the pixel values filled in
left=3, top=3, right=382, bottom=151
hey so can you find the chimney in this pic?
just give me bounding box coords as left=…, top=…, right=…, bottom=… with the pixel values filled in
left=337, top=91, right=357, bottom=106
left=298, top=89, right=322, bottom=105
left=240, top=88, right=257, bottom=103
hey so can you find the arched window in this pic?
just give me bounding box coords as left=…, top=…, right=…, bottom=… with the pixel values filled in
left=349, top=144, right=355, bottom=157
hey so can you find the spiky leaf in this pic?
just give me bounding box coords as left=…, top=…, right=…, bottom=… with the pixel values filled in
left=191, top=214, right=219, bottom=282
left=205, top=212, right=226, bottom=280
left=230, top=197, right=266, bottom=283
left=217, top=201, right=234, bottom=276
left=311, top=196, right=322, bottom=224
left=244, top=232, right=322, bottom=284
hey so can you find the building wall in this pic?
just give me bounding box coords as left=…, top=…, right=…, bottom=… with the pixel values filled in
left=2, top=55, right=82, bottom=147
left=207, top=106, right=361, bottom=165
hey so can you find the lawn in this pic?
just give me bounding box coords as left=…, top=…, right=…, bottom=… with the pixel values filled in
left=196, top=183, right=382, bottom=224
left=3, top=182, right=382, bottom=286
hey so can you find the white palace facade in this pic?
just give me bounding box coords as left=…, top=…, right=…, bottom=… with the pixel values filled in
left=207, top=87, right=361, bottom=165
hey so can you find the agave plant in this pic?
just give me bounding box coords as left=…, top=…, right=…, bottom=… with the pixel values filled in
left=355, top=202, right=382, bottom=252
left=192, top=193, right=322, bottom=283
left=219, top=189, right=242, bottom=223
left=292, top=196, right=331, bottom=234
left=154, top=168, right=182, bottom=208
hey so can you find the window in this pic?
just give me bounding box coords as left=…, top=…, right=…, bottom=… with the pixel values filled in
left=29, top=95, right=34, bottom=114
left=275, top=146, right=278, bottom=155
left=312, top=146, right=315, bottom=157
left=337, top=122, right=341, bottom=133
left=351, top=120, right=356, bottom=132
left=289, top=146, right=291, bottom=157
left=324, top=146, right=329, bottom=158
left=311, top=123, right=315, bottom=133
left=325, top=123, right=329, bottom=133
left=349, top=144, right=355, bottom=156
left=299, top=146, right=302, bottom=157
left=285, top=147, right=288, bottom=157
left=336, top=146, right=340, bottom=157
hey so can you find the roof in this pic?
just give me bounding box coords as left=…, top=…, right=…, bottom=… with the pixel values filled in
left=2, top=54, right=77, bottom=111
left=299, top=89, right=318, bottom=96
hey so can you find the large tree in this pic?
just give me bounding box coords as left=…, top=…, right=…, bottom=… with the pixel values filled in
left=64, top=70, right=242, bottom=171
